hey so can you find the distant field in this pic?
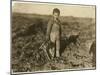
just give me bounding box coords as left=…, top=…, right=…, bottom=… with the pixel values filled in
left=11, top=12, right=96, bottom=72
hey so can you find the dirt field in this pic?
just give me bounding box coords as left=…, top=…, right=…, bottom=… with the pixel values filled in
left=11, top=13, right=96, bottom=72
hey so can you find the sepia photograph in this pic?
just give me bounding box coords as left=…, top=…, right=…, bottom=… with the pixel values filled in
left=11, top=1, right=96, bottom=74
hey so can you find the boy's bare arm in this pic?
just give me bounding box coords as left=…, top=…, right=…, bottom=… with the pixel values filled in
left=57, top=19, right=62, bottom=37
left=46, top=18, right=53, bottom=40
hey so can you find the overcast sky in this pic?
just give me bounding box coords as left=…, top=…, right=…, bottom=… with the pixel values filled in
left=12, top=1, right=95, bottom=18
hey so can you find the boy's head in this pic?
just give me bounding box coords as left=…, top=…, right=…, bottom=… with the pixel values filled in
left=53, top=8, right=60, bottom=19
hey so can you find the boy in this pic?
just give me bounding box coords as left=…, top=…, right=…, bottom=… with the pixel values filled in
left=46, top=8, right=61, bottom=58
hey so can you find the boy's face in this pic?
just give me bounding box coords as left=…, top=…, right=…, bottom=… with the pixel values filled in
left=53, top=12, right=59, bottom=19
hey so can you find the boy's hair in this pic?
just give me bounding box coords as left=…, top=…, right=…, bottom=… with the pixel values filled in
left=53, top=8, right=60, bottom=15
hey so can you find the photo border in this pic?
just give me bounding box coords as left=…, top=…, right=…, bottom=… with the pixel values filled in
left=11, top=0, right=96, bottom=74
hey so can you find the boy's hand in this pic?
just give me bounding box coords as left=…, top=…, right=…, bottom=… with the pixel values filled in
left=46, top=35, right=49, bottom=41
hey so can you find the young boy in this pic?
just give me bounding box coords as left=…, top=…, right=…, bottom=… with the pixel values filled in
left=46, top=8, right=61, bottom=58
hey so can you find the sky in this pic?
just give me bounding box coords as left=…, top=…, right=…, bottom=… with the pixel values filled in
left=12, top=1, right=95, bottom=18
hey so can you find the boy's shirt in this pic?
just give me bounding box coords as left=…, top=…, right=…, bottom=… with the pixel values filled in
left=46, top=17, right=61, bottom=38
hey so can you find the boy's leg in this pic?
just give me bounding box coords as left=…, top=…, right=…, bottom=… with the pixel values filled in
left=56, top=38, right=60, bottom=57
left=50, top=32, right=56, bottom=58
left=49, top=44, right=55, bottom=58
